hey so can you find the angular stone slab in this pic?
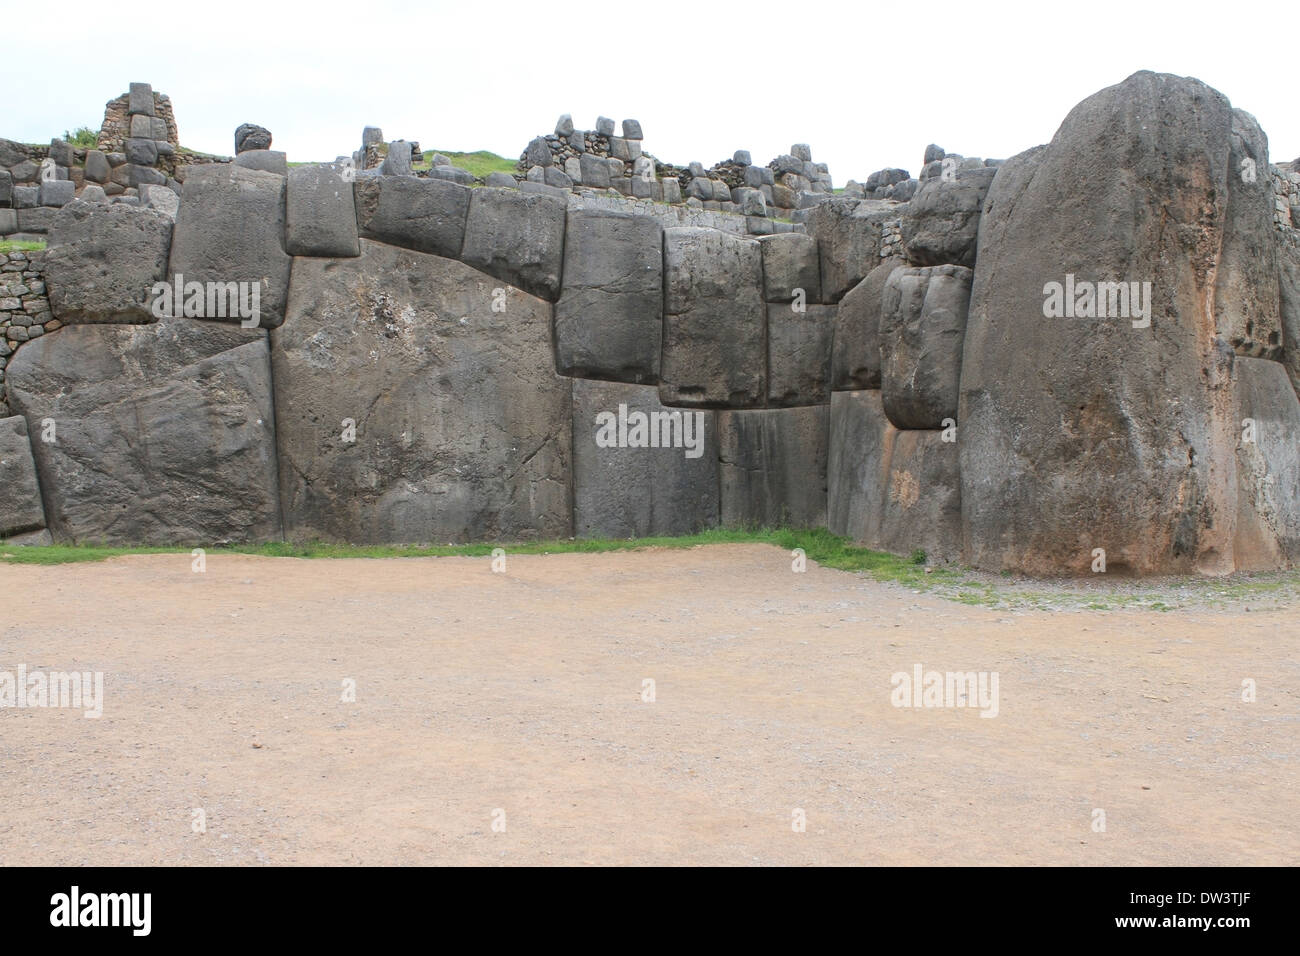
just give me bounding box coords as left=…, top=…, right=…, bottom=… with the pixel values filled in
left=286, top=163, right=359, bottom=257
left=768, top=303, right=834, bottom=406
left=273, top=240, right=571, bottom=544
left=660, top=227, right=765, bottom=407
left=807, top=198, right=896, bottom=301
left=833, top=256, right=904, bottom=390
left=5, top=319, right=281, bottom=545
left=354, top=175, right=470, bottom=259
left=44, top=199, right=173, bottom=324
left=167, top=164, right=291, bottom=328
left=877, top=428, right=961, bottom=563
left=460, top=187, right=566, bottom=302
left=719, top=405, right=828, bottom=529
left=880, top=264, right=971, bottom=428
left=827, top=389, right=891, bottom=543
left=0, top=415, right=46, bottom=538
left=757, top=232, right=820, bottom=303
left=572, top=379, right=718, bottom=538
left=554, top=208, right=662, bottom=381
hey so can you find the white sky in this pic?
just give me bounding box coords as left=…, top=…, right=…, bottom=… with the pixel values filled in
left=9, top=0, right=1296, bottom=181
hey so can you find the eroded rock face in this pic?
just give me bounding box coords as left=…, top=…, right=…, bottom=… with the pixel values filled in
left=660, top=227, right=765, bottom=407
left=6, top=319, right=280, bottom=545
left=572, top=378, right=719, bottom=538
left=460, top=186, right=566, bottom=301
left=880, top=264, right=971, bottom=429
left=900, top=166, right=996, bottom=268
left=353, top=175, right=470, bottom=259
left=960, top=72, right=1256, bottom=575
left=0, top=415, right=46, bottom=537
left=719, top=406, right=827, bottom=529
left=1233, top=356, right=1300, bottom=568
left=44, top=199, right=173, bottom=324
left=832, top=256, right=905, bottom=391
left=554, top=208, right=662, bottom=382
left=273, top=240, right=570, bottom=544
left=167, top=164, right=291, bottom=328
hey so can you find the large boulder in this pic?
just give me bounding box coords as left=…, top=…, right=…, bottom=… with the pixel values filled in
left=1214, top=109, right=1281, bottom=357
left=460, top=187, right=566, bottom=301
left=899, top=166, right=997, bottom=267
left=767, top=303, right=834, bottom=406
left=167, top=164, right=291, bottom=328
left=43, top=200, right=173, bottom=324
left=960, top=72, right=1271, bottom=575
left=0, top=415, right=46, bottom=538
left=554, top=208, right=662, bottom=381
left=1233, top=357, right=1300, bottom=568
left=353, top=175, right=470, bottom=259
left=832, top=256, right=905, bottom=390
left=719, top=406, right=827, bottom=529
left=273, top=240, right=571, bottom=543
left=806, top=198, right=896, bottom=301
left=660, top=227, right=765, bottom=407
left=572, top=378, right=719, bottom=538
left=757, top=232, right=821, bottom=303
left=5, top=319, right=281, bottom=545
left=286, top=163, right=359, bottom=257
left=880, top=264, right=971, bottom=428
left=826, top=390, right=960, bottom=561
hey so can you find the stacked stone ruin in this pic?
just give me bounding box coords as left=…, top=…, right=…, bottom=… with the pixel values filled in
left=2, top=71, right=1298, bottom=576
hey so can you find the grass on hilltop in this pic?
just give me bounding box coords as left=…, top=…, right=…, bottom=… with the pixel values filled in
left=418, top=149, right=516, bottom=179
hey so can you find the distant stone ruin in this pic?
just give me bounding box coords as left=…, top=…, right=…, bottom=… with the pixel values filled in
left=2, top=71, right=1299, bottom=575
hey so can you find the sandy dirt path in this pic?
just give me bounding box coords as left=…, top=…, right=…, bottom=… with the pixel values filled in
left=1, top=543, right=1296, bottom=865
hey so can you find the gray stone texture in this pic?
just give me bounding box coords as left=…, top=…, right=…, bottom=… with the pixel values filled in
left=833, top=256, right=905, bottom=390
left=353, top=175, right=471, bottom=259
left=460, top=187, right=566, bottom=301
left=572, top=379, right=718, bottom=538
left=44, top=199, right=174, bottom=324
left=1233, top=356, right=1300, bottom=567
left=6, top=319, right=281, bottom=545
left=273, top=240, right=571, bottom=543
left=719, top=405, right=828, bottom=529
left=660, top=227, right=766, bottom=407
left=0, top=415, right=46, bottom=537
left=757, top=232, right=820, bottom=303
left=286, top=163, right=360, bottom=258
left=167, top=164, right=291, bottom=328
left=880, top=264, right=972, bottom=428
left=554, top=209, right=663, bottom=382
left=233, top=149, right=288, bottom=177
left=807, top=198, right=896, bottom=301
left=900, top=166, right=997, bottom=268
left=768, top=303, right=835, bottom=406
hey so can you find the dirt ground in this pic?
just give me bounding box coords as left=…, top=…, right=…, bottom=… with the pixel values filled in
left=1, top=543, right=1296, bottom=866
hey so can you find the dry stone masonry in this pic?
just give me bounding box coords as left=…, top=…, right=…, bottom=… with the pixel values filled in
left=3, top=71, right=1299, bottom=576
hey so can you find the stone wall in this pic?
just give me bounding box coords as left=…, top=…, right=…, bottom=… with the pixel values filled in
left=3, top=72, right=1299, bottom=577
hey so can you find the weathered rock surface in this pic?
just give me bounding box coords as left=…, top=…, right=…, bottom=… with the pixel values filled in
left=827, top=389, right=890, bottom=543
left=460, top=187, right=566, bottom=301
left=1233, top=356, right=1300, bottom=567
left=807, top=198, right=896, bottom=301
left=6, top=319, right=281, bottom=544
left=554, top=208, right=662, bottom=382
left=354, top=175, right=470, bottom=259
left=960, top=72, right=1257, bottom=575
left=880, top=264, right=971, bottom=428
left=167, top=164, right=291, bottom=328
left=768, top=303, right=834, bottom=406
left=832, top=256, right=905, bottom=390
left=572, top=379, right=718, bottom=538
left=719, top=406, right=827, bottom=528
left=273, top=240, right=570, bottom=543
left=286, top=163, right=359, bottom=258
left=1281, top=241, right=1300, bottom=394
left=44, top=199, right=173, bottom=324
left=900, top=166, right=996, bottom=267
left=757, top=232, right=821, bottom=303
left=0, top=415, right=46, bottom=537
left=660, top=227, right=765, bottom=407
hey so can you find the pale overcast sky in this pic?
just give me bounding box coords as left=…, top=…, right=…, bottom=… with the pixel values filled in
left=9, top=0, right=1296, bottom=181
